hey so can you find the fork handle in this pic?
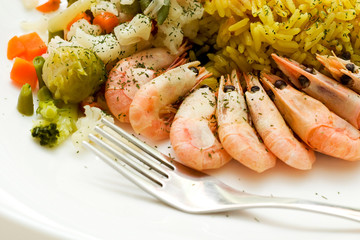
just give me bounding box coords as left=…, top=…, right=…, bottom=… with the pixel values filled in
left=225, top=196, right=360, bottom=222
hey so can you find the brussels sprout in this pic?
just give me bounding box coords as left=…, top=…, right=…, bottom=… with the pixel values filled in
left=42, top=46, right=106, bottom=103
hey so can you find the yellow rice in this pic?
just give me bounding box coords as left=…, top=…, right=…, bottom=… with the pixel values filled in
left=194, top=0, right=360, bottom=77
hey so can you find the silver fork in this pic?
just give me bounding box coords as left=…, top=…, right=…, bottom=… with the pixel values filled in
left=83, top=118, right=360, bottom=222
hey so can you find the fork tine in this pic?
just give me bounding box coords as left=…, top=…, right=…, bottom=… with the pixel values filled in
left=87, top=134, right=164, bottom=187
left=101, top=118, right=175, bottom=170
left=94, top=126, right=170, bottom=178
left=82, top=140, right=162, bottom=198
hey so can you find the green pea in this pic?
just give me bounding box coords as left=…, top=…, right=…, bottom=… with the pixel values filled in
left=17, top=83, right=34, bottom=116
left=33, top=56, right=46, bottom=89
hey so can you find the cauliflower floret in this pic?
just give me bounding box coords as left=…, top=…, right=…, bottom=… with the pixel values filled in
left=67, top=19, right=102, bottom=41
left=72, top=106, right=114, bottom=150
left=47, top=36, right=81, bottom=53
left=73, top=28, right=122, bottom=64
left=114, top=13, right=152, bottom=45
left=152, top=0, right=203, bottom=53
left=91, top=0, right=119, bottom=17
left=153, top=21, right=183, bottom=53
left=178, top=0, right=203, bottom=24
left=110, top=0, right=121, bottom=8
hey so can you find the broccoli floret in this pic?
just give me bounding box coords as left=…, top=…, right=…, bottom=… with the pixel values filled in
left=31, top=123, right=60, bottom=147
left=31, top=87, right=78, bottom=147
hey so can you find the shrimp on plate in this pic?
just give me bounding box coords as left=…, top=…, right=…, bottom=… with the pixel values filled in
left=316, top=52, right=360, bottom=94
left=105, top=44, right=188, bottom=122
left=244, top=73, right=315, bottom=170
left=217, top=70, right=276, bottom=173
left=129, top=61, right=210, bottom=141
left=170, top=86, right=232, bottom=171
left=261, top=73, right=360, bottom=161
left=271, top=53, right=360, bottom=129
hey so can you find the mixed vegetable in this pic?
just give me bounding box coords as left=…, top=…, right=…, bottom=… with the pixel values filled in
left=8, top=0, right=203, bottom=147
left=31, top=87, right=78, bottom=147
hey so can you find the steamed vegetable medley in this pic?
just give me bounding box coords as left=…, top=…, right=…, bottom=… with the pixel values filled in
left=8, top=0, right=204, bottom=147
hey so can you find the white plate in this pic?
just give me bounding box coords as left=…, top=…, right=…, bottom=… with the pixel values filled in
left=1, top=1, right=360, bottom=239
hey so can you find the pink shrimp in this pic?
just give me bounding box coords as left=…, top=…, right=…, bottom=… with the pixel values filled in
left=170, top=86, right=232, bottom=171
left=244, top=73, right=315, bottom=170
left=129, top=61, right=211, bottom=141
left=272, top=53, right=360, bottom=129
left=217, top=71, right=276, bottom=173
left=105, top=44, right=188, bottom=122
left=261, top=73, right=360, bottom=161
left=317, top=52, right=360, bottom=94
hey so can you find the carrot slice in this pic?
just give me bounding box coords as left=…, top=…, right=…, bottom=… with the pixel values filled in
left=18, top=32, right=47, bottom=61
left=10, top=58, right=38, bottom=90
left=67, top=12, right=92, bottom=30
left=36, top=0, right=61, bottom=13
left=7, top=36, right=26, bottom=60
left=93, top=12, right=119, bottom=33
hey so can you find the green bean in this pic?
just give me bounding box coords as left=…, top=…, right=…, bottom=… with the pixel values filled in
left=157, top=0, right=170, bottom=25
left=37, top=86, right=53, bottom=102
left=120, top=0, right=141, bottom=15
left=139, top=0, right=151, bottom=12
left=17, top=83, right=34, bottom=116
left=48, top=30, right=64, bottom=42
left=33, top=56, right=46, bottom=89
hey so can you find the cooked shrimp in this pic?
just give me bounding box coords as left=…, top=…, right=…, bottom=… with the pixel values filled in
left=243, top=73, right=315, bottom=170
left=217, top=71, right=276, bottom=173
left=272, top=53, right=360, bottom=129
left=170, top=86, right=232, bottom=170
left=261, top=73, right=360, bottom=161
left=317, top=52, right=360, bottom=94
left=129, top=61, right=211, bottom=141
left=105, top=44, right=188, bottom=122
